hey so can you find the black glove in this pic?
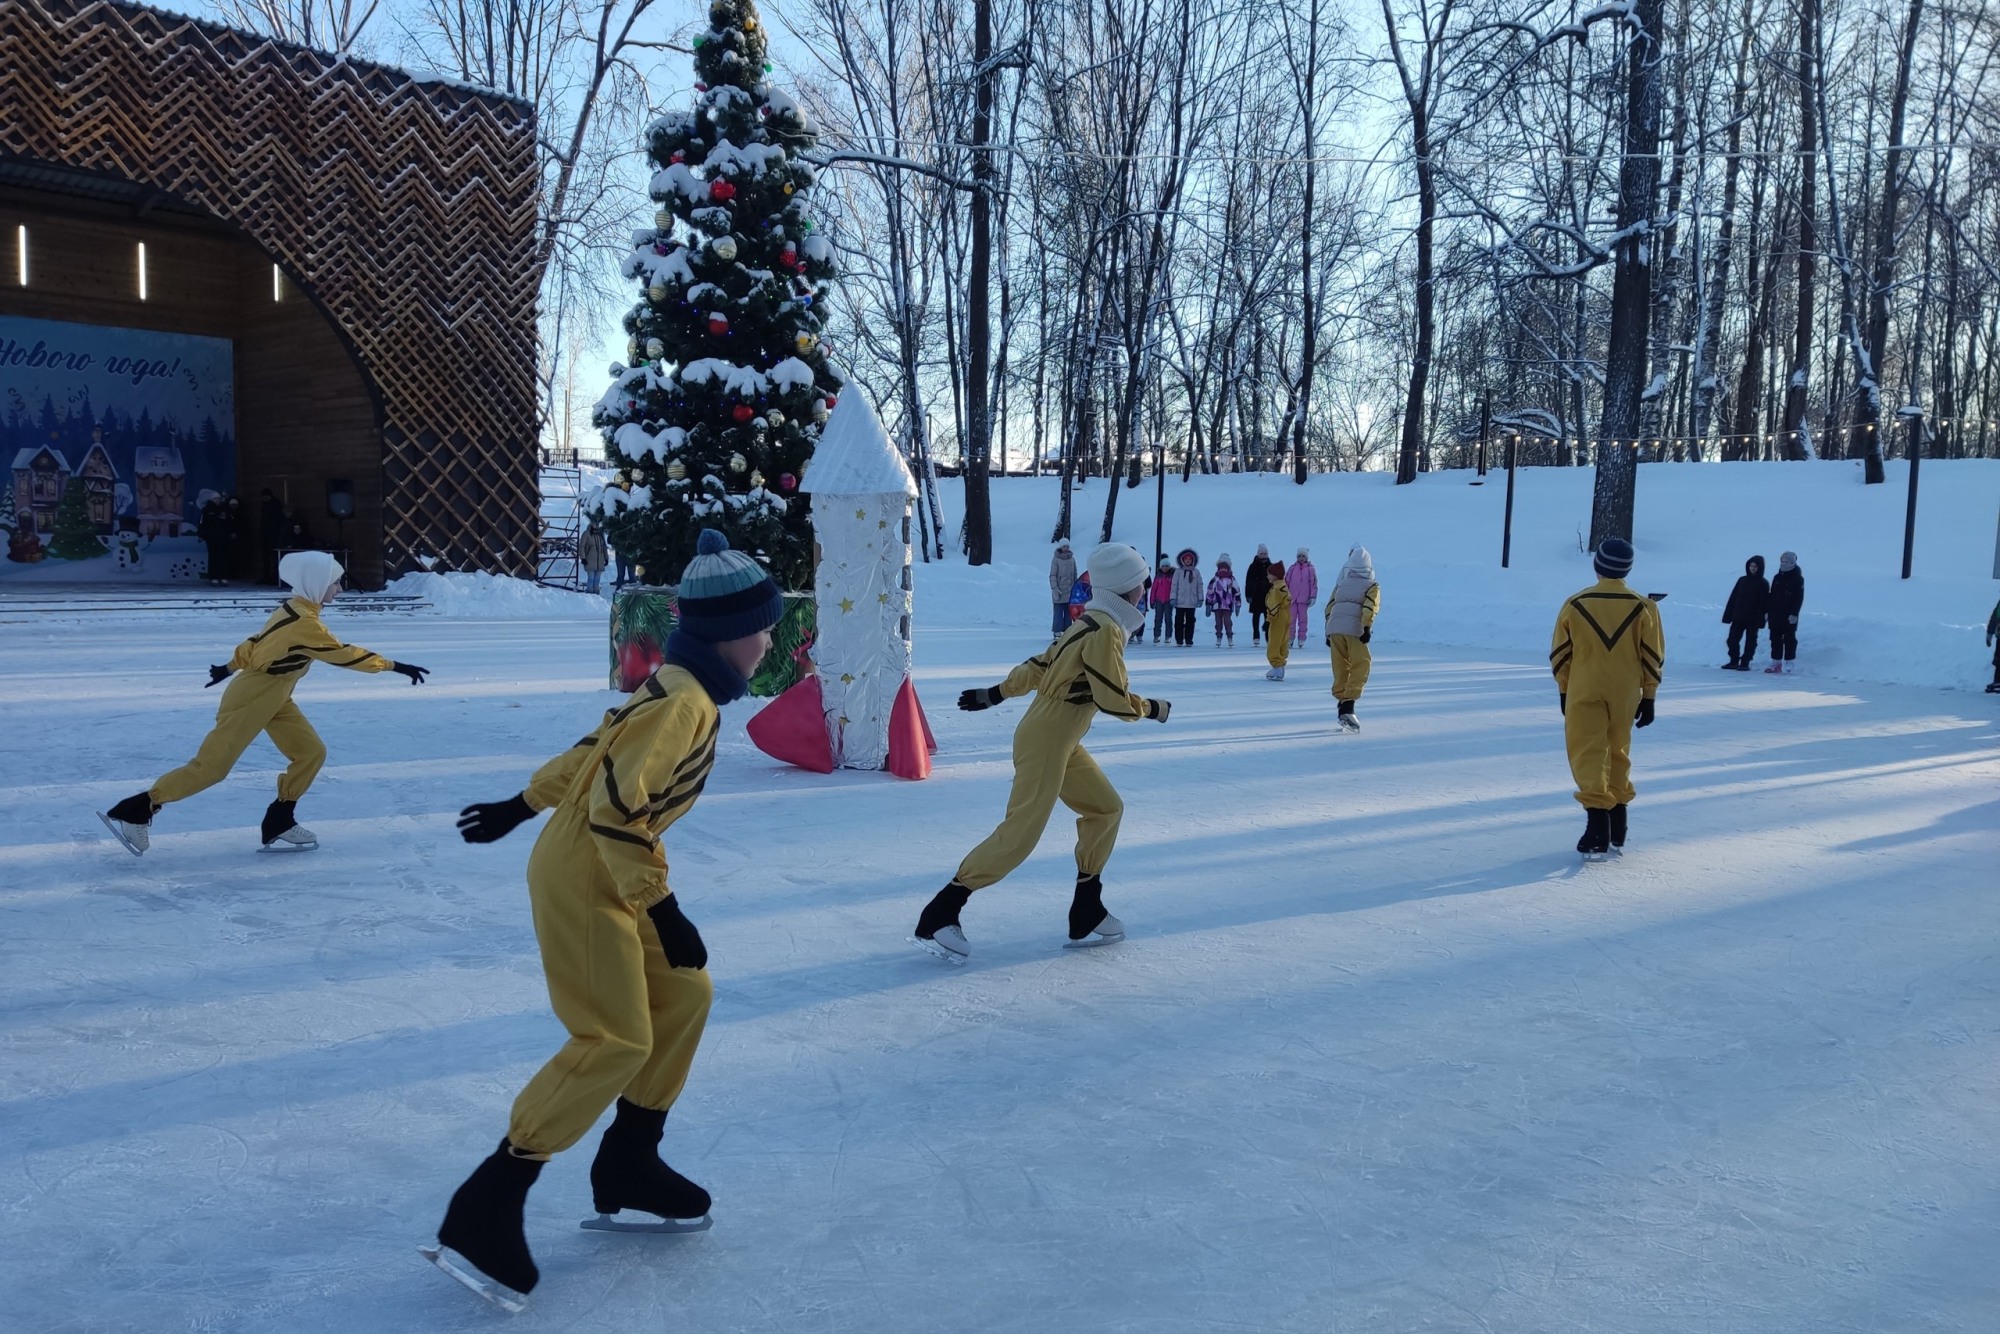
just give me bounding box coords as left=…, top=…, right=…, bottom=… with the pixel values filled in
left=391, top=661, right=430, bottom=685
left=646, top=894, right=708, bottom=970
left=457, top=793, right=536, bottom=843
left=1559, top=693, right=1566, bottom=716
left=958, top=686, right=1004, bottom=712
left=1145, top=698, right=1172, bottom=723
left=1360, top=627, right=1372, bottom=645
left=1635, top=697, right=1656, bottom=728
left=205, top=664, right=232, bottom=688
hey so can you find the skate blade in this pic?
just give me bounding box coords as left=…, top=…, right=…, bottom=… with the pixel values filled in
left=1062, top=932, right=1124, bottom=949
left=1578, top=851, right=1613, bottom=863
left=96, top=811, right=145, bottom=857
left=580, top=1212, right=713, bottom=1234
left=418, top=1242, right=528, bottom=1313
left=257, top=840, right=319, bottom=854
left=912, top=934, right=969, bottom=965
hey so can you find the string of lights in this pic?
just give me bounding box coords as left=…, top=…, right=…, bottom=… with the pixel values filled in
left=1469, top=418, right=1998, bottom=452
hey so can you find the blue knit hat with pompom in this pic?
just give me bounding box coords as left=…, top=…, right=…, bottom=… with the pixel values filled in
left=676, top=529, right=784, bottom=643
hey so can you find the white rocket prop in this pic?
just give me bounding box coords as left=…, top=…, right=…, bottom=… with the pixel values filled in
left=800, top=391, right=918, bottom=770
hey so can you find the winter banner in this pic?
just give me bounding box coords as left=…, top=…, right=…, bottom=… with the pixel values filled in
left=2, top=315, right=235, bottom=572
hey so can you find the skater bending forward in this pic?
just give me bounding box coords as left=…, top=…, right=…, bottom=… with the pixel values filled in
left=914, top=542, right=1171, bottom=962
left=1550, top=537, right=1663, bottom=857
left=427, top=530, right=781, bottom=1309
left=98, top=550, right=426, bottom=855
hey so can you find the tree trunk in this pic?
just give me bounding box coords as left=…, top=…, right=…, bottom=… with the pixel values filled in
left=1781, top=0, right=1820, bottom=461
left=1850, top=0, right=1923, bottom=484
left=1590, top=0, right=1667, bottom=548
left=960, top=0, right=997, bottom=559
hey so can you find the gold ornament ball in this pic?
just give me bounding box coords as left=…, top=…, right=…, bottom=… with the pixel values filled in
left=766, top=409, right=784, bottom=428
left=647, top=282, right=667, bottom=302
left=627, top=337, right=643, bottom=361
left=783, top=183, right=794, bottom=195
left=635, top=565, right=646, bottom=578
left=667, top=459, right=687, bottom=481
left=645, top=338, right=665, bottom=359
left=654, top=208, right=672, bottom=229
left=714, top=236, right=738, bottom=261
left=631, top=469, right=646, bottom=484
left=729, top=452, right=748, bottom=472
left=745, top=15, right=757, bottom=29
left=795, top=332, right=815, bottom=352
left=812, top=404, right=829, bottom=424
left=750, top=470, right=765, bottom=488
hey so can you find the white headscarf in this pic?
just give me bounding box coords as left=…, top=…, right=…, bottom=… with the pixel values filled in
left=1343, top=545, right=1375, bottom=578
left=278, top=550, right=345, bottom=605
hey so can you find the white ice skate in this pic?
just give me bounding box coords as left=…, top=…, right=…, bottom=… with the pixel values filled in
left=1063, top=913, right=1125, bottom=949
left=1264, top=666, right=1285, bottom=681
left=418, top=1242, right=528, bottom=1313
left=914, top=924, right=970, bottom=964
left=259, top=824, right=319, bottom=853
left=1337, top=713, right=1361, bottom=733
left=96, top=810, right=149, bottom=856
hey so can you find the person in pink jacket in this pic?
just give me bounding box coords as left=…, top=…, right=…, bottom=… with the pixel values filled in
left=1285, top=548, right=1318, bottom=647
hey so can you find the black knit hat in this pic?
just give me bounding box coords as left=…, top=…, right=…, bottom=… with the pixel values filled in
left=1593, top=537, right=1635, bottom=579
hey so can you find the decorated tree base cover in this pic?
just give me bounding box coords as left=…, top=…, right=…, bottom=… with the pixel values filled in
left=609, top=585, right=814, bottom=697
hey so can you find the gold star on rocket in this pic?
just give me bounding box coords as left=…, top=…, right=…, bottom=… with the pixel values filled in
left=838, top=597, right=855, bottom=613
left=854, top=507, right=867, bottom=519
left=878, top=592, right=890, bottom=603
left=840, top=672, right=855, bottom=684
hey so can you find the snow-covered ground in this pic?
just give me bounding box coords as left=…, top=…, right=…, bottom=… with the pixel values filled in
left=3, top=517, right=1996, bottom=1330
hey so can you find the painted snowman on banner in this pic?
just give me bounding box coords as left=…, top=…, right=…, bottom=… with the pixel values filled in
left=748, top=389, right=934, bottom=777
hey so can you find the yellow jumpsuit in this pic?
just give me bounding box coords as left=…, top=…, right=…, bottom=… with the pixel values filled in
left=150, top=597, right=393, bottom=806
left=1550, top=578, right=1665, bottom=809
left=955, top=609, right=1160, bottom=891
left=1265, top=585, right=1293, bottom=669
left=506, top=665, right=720, bottom=1158
left=1325, top=584, right=1381, bottom=702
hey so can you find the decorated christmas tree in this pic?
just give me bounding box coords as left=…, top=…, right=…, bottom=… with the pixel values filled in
left=592, top=0, right=841, bottom=592
left=48, top=477, right=107, bottom=562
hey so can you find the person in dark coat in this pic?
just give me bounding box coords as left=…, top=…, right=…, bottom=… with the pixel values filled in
left=1720, top=555, right=1768, bottom=670
left=198, top=499, right=233, bottom=585
left=1245, top=545, right=1272, bottom=644
left=1765, top=551, right=1804, bottom=673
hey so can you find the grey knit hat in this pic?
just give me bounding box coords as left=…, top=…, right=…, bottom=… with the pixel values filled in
left=676, top=529, right=783, bottom=643
left=1594, top=537, right=1635, bottom=579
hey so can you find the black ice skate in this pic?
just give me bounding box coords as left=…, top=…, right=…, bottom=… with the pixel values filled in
left=1065, top=872, right=1125, bottom=948
left=1336, top=699, right=1361, bottom=733
left=98, top=791, right=158, bottom=856
left=582, top=1098, right=713, bottom=1234
left=913, top=881, right=972, bottom=963
left=422, top=1139, right=544, bottom=1313
left=258, top=798, right=318, bottom=852
left=1608, top=804, right=1628, bottom=854
left=1576, top=808, right=1612, bottom=860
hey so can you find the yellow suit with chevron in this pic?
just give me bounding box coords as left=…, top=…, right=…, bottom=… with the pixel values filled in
left=503, top=665, right=721, bottom=1157
left=150, top=597, right=393, bottom=806
left=956, top=609, right=1161, bottom=891
left=1550, top=578, right=1664, bottom=809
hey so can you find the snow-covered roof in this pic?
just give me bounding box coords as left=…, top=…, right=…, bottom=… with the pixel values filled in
left=12, top=446, right=69, bottom=470
left=133, top=445, right=185, bottom=476
left=800, top=391, right=915, bottom=499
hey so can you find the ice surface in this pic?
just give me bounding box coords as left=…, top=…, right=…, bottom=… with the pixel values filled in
left=2, top=465, right=1997, bottom=1330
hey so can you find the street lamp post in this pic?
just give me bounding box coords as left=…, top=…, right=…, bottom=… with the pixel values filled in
left=1153, top=446, right=1167, bottom=570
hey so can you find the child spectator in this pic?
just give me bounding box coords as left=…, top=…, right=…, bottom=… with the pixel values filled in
left=1149, top=558, right=1174, bottom=644
left=1765, top=552, right=1804, bottom=673
left=1245, top=545, right=1272, bottom=644
left=1285, top=548, right=1318, bottom=647
left=1171, top=548, right=1203, bottom=647
left=1719, top=555, right=1768, bottom=670
left=1206, top=555, right=1241, bottom=646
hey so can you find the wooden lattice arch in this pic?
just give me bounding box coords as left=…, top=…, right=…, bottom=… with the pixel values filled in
left=0, top=0, right=541, bottom=578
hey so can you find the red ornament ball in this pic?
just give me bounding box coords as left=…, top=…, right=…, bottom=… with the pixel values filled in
left=778, top=472, right=797, bottom=492
left=824, top=395, right=838, bottom=409
left=709, top=179, right=737, bottom=202
left=731, top=403, right=756, bottom=423
left=706, top=314, right=729, bottom=337
left=670, top=150, right=685, bottom=163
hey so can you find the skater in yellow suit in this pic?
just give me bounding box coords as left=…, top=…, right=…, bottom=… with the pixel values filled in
left=96, top=550, right=427, bottom=855
left=1263, top=562, right=1293, bottom=680
left=913, top=542, right=1171, bottom=962
left=1323, top=545, right=1380, bottom=730
left=1551, top=537, right=1664, bottom=856
left=429, top=529, right=783, bottom=1307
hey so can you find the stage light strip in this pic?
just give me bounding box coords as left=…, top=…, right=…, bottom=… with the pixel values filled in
left=272, top=263, right=282, bottom=301
left=14, top=225, right=24, bottom=285
left=137, top=242, right=148, bottom=300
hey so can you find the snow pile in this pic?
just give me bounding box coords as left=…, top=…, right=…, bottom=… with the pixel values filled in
left=382, top=570, right=604, bottom=619
left=913, top=459, right=2000, bottom=693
